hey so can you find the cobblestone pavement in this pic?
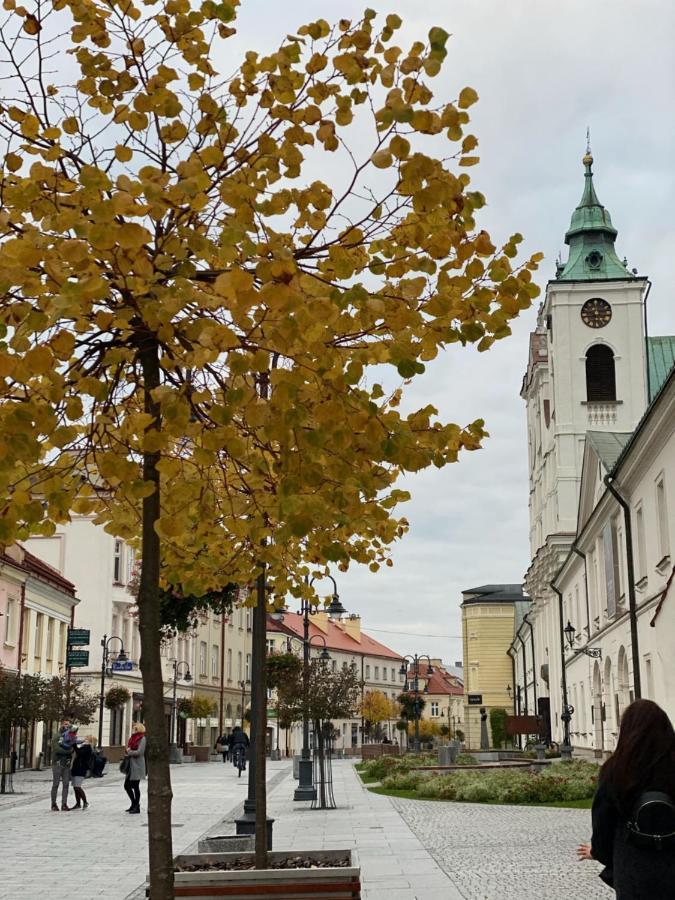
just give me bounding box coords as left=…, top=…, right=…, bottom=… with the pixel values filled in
left=391, top=795, right=614, bottom=900
left=0, top=759, right=290, bottom=900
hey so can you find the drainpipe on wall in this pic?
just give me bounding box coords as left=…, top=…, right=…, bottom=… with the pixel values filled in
left=507, top=646, right=520, bottom=749
left=524, top=614, right=537, bottom=709
left=550, top=582, right=573, bottom=759
left=16, top=582, right=26, bottom=676
left=516, top=632, right=528, bottom=714
left=604, top=474, right=642, bottom=699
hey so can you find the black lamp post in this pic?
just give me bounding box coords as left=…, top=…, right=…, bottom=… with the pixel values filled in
left=98, top=635, right=128, bottom=749
left=238, top=678, right=250, bottom=727
left=564, top=622, right=602, bottom=658
left=294, top=574, right=345, bottom=802
left=169, top=660, right=192, bottom=763
left=400, top=654, right=433, bottom=753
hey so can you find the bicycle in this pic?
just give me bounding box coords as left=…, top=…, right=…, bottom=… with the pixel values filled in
left=232, top=745, right=246, bottom=777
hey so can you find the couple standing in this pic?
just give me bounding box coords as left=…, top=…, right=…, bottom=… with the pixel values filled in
left=50, top=720, right=96, bottom=811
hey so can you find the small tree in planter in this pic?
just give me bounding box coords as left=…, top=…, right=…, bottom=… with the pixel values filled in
left=0, top=667, right=45, bottom=792
left=41, top=676, right=98, bottom=725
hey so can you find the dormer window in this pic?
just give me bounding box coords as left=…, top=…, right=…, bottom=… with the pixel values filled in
left=586, top=345, right=616, bottom=401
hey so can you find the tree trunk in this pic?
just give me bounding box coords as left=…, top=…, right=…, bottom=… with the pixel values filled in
left=253, top=568, right=268, bottom=868
left=138, top=339, right=174, bottom=900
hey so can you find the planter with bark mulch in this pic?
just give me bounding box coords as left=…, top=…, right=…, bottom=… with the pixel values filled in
left=170, top=849, right=360, bottom=898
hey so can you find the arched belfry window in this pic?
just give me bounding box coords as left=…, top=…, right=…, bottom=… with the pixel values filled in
left=586, top=344, right=616, bottom=401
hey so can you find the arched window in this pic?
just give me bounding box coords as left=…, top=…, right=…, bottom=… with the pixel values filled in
left=586, top=345, right=616, bottom=401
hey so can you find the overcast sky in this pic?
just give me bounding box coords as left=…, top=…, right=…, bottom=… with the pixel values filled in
left=228, top=0, right=675, bottom=663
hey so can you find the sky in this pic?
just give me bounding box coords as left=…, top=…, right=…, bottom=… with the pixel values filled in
left=227, top=0, right=675, bottom=663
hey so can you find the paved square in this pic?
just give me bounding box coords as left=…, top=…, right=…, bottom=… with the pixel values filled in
left=0, top=760, right=613, bottom=899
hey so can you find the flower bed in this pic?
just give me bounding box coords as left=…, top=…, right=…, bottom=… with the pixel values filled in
left=376, top=759, right=599, bottom=805
left=170, top=849, right=360, bottom=899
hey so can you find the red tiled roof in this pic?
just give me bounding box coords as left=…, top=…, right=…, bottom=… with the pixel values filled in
left=406, top=666, right=464, bottom=696
left=0, top=544, right=76, bottom=597
left=268, top=612, right=403, bottom=661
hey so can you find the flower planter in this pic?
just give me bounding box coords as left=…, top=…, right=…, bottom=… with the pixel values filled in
left=171, top=849, right=360, bottom=898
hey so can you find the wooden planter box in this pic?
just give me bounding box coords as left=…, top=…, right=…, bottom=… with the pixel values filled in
left=171, top=849, right=360, bottom=898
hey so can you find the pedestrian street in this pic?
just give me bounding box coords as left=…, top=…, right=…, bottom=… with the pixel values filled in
left=0, top=759, right=615, bottom=900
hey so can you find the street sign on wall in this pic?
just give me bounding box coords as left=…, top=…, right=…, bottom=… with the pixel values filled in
left=112, top=660, right=134, bottom=672
left=467, top=693, right=483, bottom=705
left=67, top=628, right=90, bottom=646
left=67, top=649, right=89, bottom=668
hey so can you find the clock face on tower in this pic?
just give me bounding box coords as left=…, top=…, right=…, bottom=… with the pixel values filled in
left=581, top=298, right=612, bottom=329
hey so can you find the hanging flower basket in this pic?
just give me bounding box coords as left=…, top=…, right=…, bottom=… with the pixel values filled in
left=104, top=686, right=131, bottom=709
left=177, top=697, right=193, bottom=719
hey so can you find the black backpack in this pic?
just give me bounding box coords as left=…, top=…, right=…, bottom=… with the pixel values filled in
left=627, top=791, right=675, bottom=850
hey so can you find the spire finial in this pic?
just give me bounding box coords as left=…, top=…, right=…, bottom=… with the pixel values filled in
left=583, top=127, right=593, bottom=168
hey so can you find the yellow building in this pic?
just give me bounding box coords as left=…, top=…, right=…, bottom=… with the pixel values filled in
left=461, top=584, right=528, bottom=749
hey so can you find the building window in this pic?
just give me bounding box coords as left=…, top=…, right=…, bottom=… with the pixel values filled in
left=4, top=597, right=16, bottom=644
left=211, top=645, right=219, bottom=678
left=126, top=547, right=136, bottom=583
left=113, top=539, right=124, bottom=583
left=110, top=705, right=125, bottom=745
left=636, top=503, right=647, bottom=581
left=656, top=476, right=670, bottom=561
left=246, top=609, right=252, bottom=631
left=34, top=613, right=44, bottom=661
left=585, top=345, right=616, bottom=402
left=199, top=641, right=207, bottom=676
left=237, top=651, right=242, bottom=680
left=245, top=654, right=251, bottom=681
left=391, top=668, right=396, bottom=682
left=266, top=639, right=275, bottom=655
left=430, top=702, right=439, bottom=717
left=365, top=665, right=370, bottom=679
left=374, top=666, right=379, bottom=680
left=227, top=649, right=232, bottom=679
left=46, top=618, right=54, bottom=668
left=59, top=622, right=67, bottom=666
left=332, top=659, right=337, bottom=671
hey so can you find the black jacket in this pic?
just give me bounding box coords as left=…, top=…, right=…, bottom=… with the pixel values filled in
left=592, top=764, right=675, bottom=899
left=71, top=743, right=95, bottom=777
left=231, top=731, right=249, bottom=747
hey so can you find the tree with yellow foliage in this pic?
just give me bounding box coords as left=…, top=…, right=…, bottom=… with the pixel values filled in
left=362, top=689, right=398, bottom=741
left=0, top=2, right=540, bottom=893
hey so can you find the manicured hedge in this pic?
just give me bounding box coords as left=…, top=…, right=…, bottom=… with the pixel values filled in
left=379, top=759, right=599, bottom=804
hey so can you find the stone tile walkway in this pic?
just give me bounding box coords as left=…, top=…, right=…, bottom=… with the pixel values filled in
left=0, top=758, right=614, bottom=900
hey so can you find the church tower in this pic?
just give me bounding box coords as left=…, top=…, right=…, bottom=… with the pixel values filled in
left=522, top=147, right=650, bottom=559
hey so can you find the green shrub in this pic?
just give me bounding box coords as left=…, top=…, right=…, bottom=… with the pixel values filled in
left=489, top=708, right=509, bottom=748
left=381, top=770, right=427, bottom=791
left=455, top=753, right=478, bottom=766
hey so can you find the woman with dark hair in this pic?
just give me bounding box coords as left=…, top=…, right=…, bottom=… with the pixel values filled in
left=577, top=699, right=675, bottom=898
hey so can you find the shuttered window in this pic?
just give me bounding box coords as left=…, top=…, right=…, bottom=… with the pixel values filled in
left=585, top=345, right=616, bottom=401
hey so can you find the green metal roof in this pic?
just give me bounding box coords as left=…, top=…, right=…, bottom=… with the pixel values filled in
left=648, top=336, right=675, bottom=401
left=585, top=431, right=631, bottom=471
left=556, top=152, right=632, bottom=281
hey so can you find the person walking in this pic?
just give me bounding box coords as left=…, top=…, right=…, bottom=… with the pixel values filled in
left=50, top=719, right=74, bottom=811
left=71, top=734, right=96, bottom=809
left=577, top=699, right=675, bottom=898
left=123, top=722, right=146, bottom=814
left=215, top=732, right=231, bottom=763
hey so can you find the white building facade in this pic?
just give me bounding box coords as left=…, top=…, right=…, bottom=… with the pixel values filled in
left=517, top=148, right=675, bottom=751
left=25, top=518, right=252, bottom=752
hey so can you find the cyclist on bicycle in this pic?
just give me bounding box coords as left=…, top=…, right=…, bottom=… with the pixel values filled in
left=230, top=726, right=250, bottom=772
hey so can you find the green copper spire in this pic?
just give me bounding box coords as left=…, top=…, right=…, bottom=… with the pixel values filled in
left=557, top=142, right=632, bottom=281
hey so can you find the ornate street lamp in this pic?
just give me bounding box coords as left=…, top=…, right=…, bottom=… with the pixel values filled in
left=170, top=660, right=192, bottom=763
left=98, top=635, right=128, bottom=749
left=564, top=621, right=602, bottom=658
left=294, top=573, right=345, bottom=802
left=400, top=654, right=433, bottom=753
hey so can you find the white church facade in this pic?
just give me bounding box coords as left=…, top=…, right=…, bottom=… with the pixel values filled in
left=512, top=147, right=675, bottom=755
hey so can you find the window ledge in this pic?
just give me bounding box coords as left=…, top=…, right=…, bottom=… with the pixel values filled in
left=656, top=555, right=671, bottom=575
left=581, top=400, right=623, bottom=406
left=635, top=576, right=648, bottom=592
